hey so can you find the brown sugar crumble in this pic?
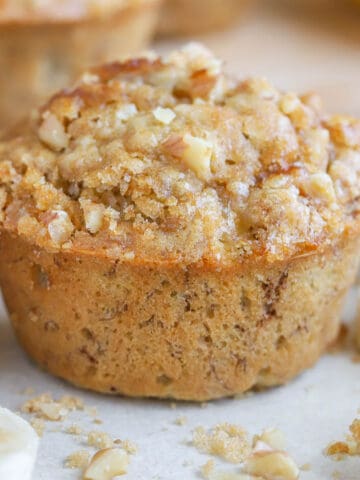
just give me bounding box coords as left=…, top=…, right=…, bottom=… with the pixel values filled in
left=1, top=43, right=359, bottom=266
left=88, top=430, right=114, bottom=449
left=65, top=450, right=91, bottom=470
left=192, top=423, right=251, bottom=463
left=326, top=418, right=360, bottom=460
left=21, top=393, right=70, bottom=421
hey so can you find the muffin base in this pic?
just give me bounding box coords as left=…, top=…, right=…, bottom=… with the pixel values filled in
left=0, top=231, right=359, bottom=401
left=158, top=0, right=249, bottom=36
left=0, top=2, right=160, bottom=129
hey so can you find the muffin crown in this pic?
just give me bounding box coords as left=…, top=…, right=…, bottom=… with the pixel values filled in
left=0, top=44, right=359, bottom=265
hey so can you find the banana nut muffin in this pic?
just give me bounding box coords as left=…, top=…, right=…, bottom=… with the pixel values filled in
left=0, top=0, right=161, bottom=129
left=158, top=0, right=249, bottom=35
left=0, top=44, right=359, bottom=401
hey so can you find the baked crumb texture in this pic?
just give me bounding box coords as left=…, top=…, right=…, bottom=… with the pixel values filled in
left=0, top=44, right=360, bottom=400
left=158, top=0, right=249, bottom=35
left=326, top=418, right=360, bottom=460
left=0, top=0, right=160, bottom=128
left=196, top=425, right=299, bottom=480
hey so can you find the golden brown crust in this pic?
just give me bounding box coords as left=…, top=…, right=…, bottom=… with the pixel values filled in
left=0, top=45, right=359, bottom=266
left=1, top=230, right=359, bottom=400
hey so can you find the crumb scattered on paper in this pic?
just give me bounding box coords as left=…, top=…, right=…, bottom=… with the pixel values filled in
left=326, top=418, right=360, bottom=459
left=65, top=450, right=90, bottom=469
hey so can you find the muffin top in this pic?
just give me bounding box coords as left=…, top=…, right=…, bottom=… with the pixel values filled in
left=0, top=44, right=359, bottom=266
left=0, top=0, right=151, bottom=23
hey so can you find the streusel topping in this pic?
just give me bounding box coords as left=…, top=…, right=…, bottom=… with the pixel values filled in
left=0, top=44, right=359, bottom=265
left=0, top=0, right=152, bottom=23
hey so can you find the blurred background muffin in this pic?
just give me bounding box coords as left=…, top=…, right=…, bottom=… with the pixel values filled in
left=158, top=0, right=250, bottom=36
left=0, top=0, right=162, bottom=129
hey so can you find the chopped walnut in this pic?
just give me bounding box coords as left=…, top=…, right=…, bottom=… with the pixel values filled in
left=253, top=428, right=286, bottom=451
left=152, top=107, right=176, bottom=125
left=83, top=448, right=129, bottom=480
left=47, top=210, right=74, bottom=245
left=182, top=134, right=213, bottom=181
left=38, top=113, right=69, bottom=152
left=243, top=450, right=299, bottom=480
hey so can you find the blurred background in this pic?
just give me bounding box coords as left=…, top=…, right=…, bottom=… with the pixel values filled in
left=156, top=0, right=360, bottom=116
left=1, top=0, right=360, bottom=128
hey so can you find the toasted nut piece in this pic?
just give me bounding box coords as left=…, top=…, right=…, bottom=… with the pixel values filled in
left=47, top=210, right=74, bottom=244
left=152, top=107, right=176, bottom=125
left=244, top=450, right=299, bottom=480
left=38, top=113, right=68, bottom=152
left=83, top=448, right=129, bottom=480
left=182, top=134, right=213, bottom=181
left=253, top=428, right=287, bottom=451
left=80, top=199, right=105, bottom=234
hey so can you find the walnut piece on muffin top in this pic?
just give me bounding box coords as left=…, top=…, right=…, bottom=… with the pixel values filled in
left=0, top=44, right=359, bottom=266
left=0, top=0, right=152, bottom=23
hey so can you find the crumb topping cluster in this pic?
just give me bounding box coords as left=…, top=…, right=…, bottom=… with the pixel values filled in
left=0, top=44, right=359, bottom=265
left=0, top=0, right=150, bottom=23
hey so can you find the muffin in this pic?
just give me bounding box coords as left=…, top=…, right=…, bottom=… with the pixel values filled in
left=0, top=0, right=161, bottom=129
left=0, top=44, right=359, bottom=401
left=158, top=0, right=249, bottom=35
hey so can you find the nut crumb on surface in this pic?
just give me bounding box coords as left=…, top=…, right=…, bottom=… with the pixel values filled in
left=192, top=424, right=251, bottom=463
left=30, top=417, right=45, bottom=437
left=22, top=393, right=68, bottom=421
left=326, top=418, right=360, bottom=459
left=200, top=459, right=215, bottom=479
left=65, top=450, right=90, bottom=470
left=194, top=424, right=299, bottom=480
left=66, top=424, right=83, bottom=435
left=114, top=439, right=138, bottom=455
left=243, top=450, right=299, bottom=480
left=88, top=431, right=114, bottom=449
left=83, top=447, right=129, bottom=480
left=175, top=416, right=188, bottom=426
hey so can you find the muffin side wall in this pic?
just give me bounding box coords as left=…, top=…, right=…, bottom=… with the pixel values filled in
left=1, top=231, right=358, bottom=401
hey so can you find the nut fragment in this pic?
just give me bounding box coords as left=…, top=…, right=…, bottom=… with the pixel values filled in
left=47, top=210, right=74, bottom=244
left=80, top=199, right=105, bottom=234
left=83, top=448, right=129, bottom=480
left=152, top=107, right=176, bottom=125
left=253, top=428, right=286, bottom=451
left=243, top=450, right=299, bottom=480
left=38, top=113, right=69, bottom=151
left=182, top=134, right=213, bottom=181
left=88, top=431, right=113, bottom=449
